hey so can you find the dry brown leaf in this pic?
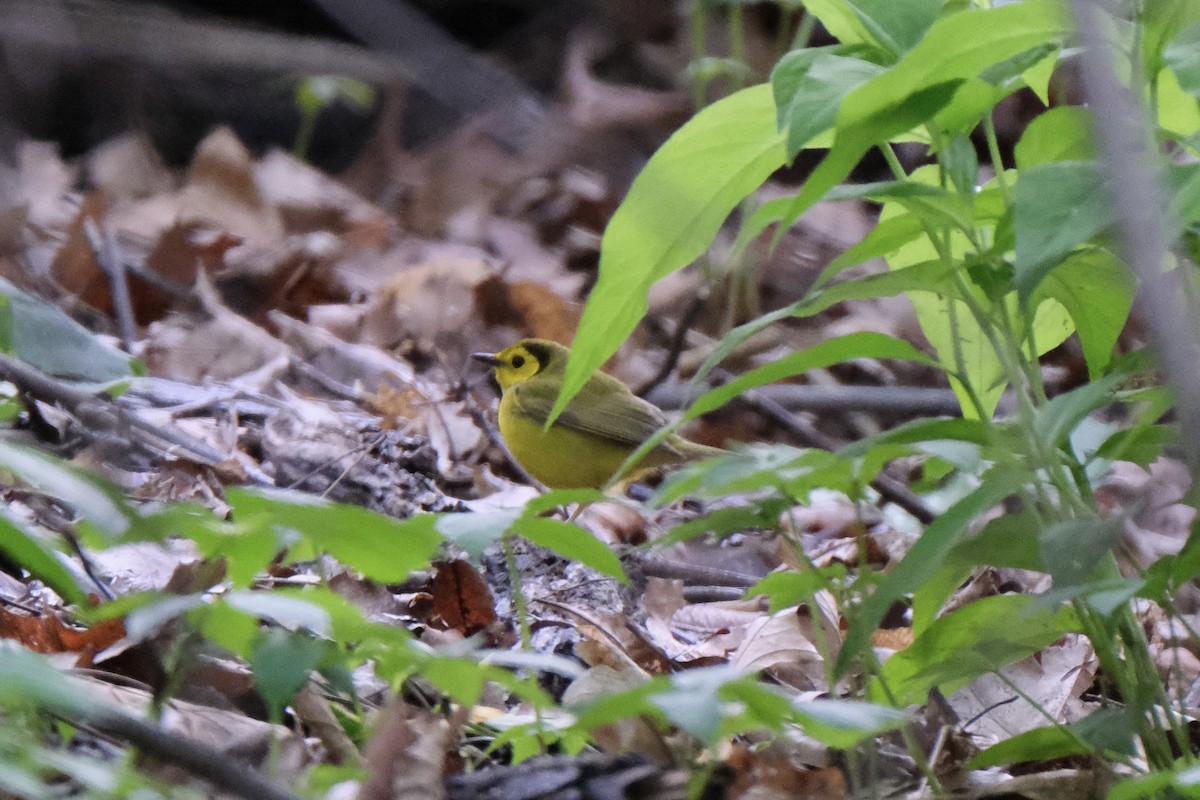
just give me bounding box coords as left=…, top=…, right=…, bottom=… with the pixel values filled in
left=180, top=126, right=283, bottom=245
left=728, top=607, right=824, bottom=689
left=725, top=742, right=848, bottom=800
left=0, top=608, right=125, bottom=665
left=948, top=633, right=1096, bottom=748
left=429, top=559, right=497, bottom=635
left=141, top=271, right=290, bottom=382
left=86, top=132, right=174, bottom=203
left=358, top=702, right=452, bottom=800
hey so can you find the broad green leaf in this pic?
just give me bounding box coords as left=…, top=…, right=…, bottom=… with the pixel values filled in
left=1170, top=163, right=1200, bottom=230
left=1029, top=249, right=1134, bottom=378
left=772, top=51, right=883, bottom=159
left=1014, top=106, right=1098, bottom=168
left=874, top=594, right=1080, bottom=705
left=967, top=708, right=1134, bottom=768
left=226, top=590, right=334, bottom=636
left=0, top=278, right=137, bottom=381
left=515, top=517, right=627, bottom=582
left=1039, top=516, right=1124, bottom=587
left=557, top=84, right=786, bottom=424
left=251, top=628, right=326, bottom=717
left=0, top=513, right=86, bottom=605
left=1158, top=66, right=1200, bottom=137
left=749, top=571, right=836, bottom=614
left=1165, top=22, right=1200, bottom=98
left=436, top=508, right=522, bottom=561
left=836, top=466, right=1026, bottom=676
left=778, top=1, right=1069, bottom=231
left=799, top=0, right=878, bottom=49
left=787, top=698, right=908, bottom=747
left=226, top=488, right=442, bottom=582
left=1013, top=161, right=1113, bottom=298
left=846, top=0, right=944, bottom=55
left=1146, top=1, right=1200, bottom=79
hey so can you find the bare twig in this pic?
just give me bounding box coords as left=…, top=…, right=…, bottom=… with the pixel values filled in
left=721, top=378, right=936, bottom=524
left=0, top=354, right=274, bottom=486
left=83, top=219, right=136, bottom=348
left=639, top=556, right=758, bottom=588
left=635, top=292, right=710, bottom=398
left=78, top=706, right=304, bottom=800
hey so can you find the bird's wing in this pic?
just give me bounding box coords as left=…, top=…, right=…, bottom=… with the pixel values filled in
left=510, top=374, right=668, bottom=447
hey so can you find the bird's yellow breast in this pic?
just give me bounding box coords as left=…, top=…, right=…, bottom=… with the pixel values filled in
left=498, top=392, right=638, bottom=489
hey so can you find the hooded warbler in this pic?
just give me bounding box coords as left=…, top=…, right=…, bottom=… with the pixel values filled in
left=472, top=339, right=725, bottom=489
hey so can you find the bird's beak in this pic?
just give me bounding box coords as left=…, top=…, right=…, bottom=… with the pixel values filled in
left=471, top=352, right=502, bottom=367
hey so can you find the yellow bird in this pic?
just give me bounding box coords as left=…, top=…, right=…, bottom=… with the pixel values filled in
left=472, top=339, right=725, bottom=489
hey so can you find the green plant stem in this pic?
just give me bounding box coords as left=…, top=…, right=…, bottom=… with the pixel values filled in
left=982, top=114, right=1011, bottom=204
left=728, top=5, right=746, bottom=90
left=503, top=534, right=532, bottom=650
left=690, top=0, right=709, bottom=109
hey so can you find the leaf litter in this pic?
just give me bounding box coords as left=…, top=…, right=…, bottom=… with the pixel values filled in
left=0, top=59, right=1191, bottom=800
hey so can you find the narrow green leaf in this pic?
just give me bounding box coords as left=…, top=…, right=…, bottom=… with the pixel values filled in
left=0, top=441, right=131, bottom=539
left=515, top=518, right=627, bottom=583
left=967, top=708, right=1134, bottom=768
left=836, top=466, right=1026, bottom=677
left=0, top=513, right=86, bottom=605
left=557, top=85, right=786, bottom=424
left=789, top=698, right=909, bottom=748
left=875, top=594, right=1079, bottom=705
left=688, top=332, right=938, bottom=418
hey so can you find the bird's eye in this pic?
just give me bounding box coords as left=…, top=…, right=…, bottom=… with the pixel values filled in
left=511, top=355, right=526, bottom=369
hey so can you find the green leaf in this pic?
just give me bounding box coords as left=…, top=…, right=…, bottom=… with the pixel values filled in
left=1165, top=23, right=1200, bottom=95
left=0, top=441, right=131, bottom=539
left=846, top=0, right=944, bottom=55
left=0, top=641, right=99, bottom=715
left=1028, top=250, right=1134, bottom=378
left=749, top=570, right=837, bottom=614
left=226, top=590, right=334, bottom=637
left=515, top=518, right=627, bottom=583
left=1013, top=161, right=1113, bottom=298
left=0, top=513, right=86, bottom=605
left=778, top=0, right=1069, bottom=231
left=0, top=278, right=136, bottom=381
left=655, top=446, right=854, bottom=503
left=1014, top=106, right=1098, bottom=169
left=789, top=697, right=909, bottom=748
left=436, top=509, right=522, bottom=561
left=688, top=332, right=938, bottom=418
left=1039, top=516, right=1124, bottom=587
left=1031, top=368, right=1128, bottom=452
left=251, top=628, right=326, bottom=717
left=837, top=466, right=1026, bottom=677
left=875, top=594, right=1080, bottom=705
left=967, top=708, right=1135, bottom=768
left=772, top=51, right=884, bottom=159
left=557, top=84, right=786, bottom=424
left=225, top=488, right=443, bottom=583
